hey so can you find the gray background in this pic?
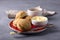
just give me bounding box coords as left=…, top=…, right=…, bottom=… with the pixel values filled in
left=0, top=0, right=60, bottom=40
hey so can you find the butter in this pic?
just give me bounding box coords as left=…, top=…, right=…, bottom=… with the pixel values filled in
left=10, top=32, right=16, bottom=35
left=32, top=16, right=48, bottom=22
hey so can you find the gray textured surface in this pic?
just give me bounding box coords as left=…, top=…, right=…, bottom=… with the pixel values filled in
left=0, top=0, right=60, bottom=40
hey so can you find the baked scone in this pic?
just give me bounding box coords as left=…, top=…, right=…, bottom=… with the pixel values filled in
left=15, top=11, right=27, bottom=19
left=26, top=16, right=32, bottom=23
left=13, top=19, right=31, bottom=32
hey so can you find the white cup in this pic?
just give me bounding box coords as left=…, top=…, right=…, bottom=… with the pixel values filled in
left=27, top=8, right=42, bottom=16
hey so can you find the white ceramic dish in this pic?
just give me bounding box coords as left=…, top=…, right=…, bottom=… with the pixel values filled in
left=31, top=16, right=48, bottom=26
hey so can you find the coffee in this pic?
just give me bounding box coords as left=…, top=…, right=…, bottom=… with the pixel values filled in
left=29, top=8, right=39, bottom=11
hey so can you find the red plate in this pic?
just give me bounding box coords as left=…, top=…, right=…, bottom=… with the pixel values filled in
left=9, top=20, right=47, bottom=34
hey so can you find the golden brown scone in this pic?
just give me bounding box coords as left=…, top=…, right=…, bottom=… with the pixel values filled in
left=26, top=16, right=32, bottom=23
left=13, top=11, right=32, bottom=32
left=17, top=19, right=31, bottom=32
left=13, top=19, right=31, bottom=32
left=15, top=11, right=27, bottom=19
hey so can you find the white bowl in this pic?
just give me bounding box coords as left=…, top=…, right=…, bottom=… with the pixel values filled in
left=31, top=16, right=48, bottom=26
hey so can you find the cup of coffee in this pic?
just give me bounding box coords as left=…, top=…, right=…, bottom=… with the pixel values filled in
left=27, top=8, right=42, bottom=16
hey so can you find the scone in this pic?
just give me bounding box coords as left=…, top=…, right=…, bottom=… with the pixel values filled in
left=26, top=16, right=32, bottom=23
left=13, top=19, right=31, bottom=32
left=15, top=11, right=27, bottom=19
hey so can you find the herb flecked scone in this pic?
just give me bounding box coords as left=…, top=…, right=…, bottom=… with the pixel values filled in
left=13, top=11, right=32, bottom=32
left=13, top=19, right=31, bottom=32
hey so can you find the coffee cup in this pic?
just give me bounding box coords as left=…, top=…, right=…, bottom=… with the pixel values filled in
left=27, top=8, right=42, bottom=16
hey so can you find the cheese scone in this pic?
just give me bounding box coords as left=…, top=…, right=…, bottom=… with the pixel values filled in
left=13, top=19, right=31, bottom=32
left=15, top=11, right=27, bottom=19
left=17, top=19, right=31, bottom=32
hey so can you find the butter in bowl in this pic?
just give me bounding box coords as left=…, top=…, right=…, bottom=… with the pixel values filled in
left=31, top=16, right=48, bottom=26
